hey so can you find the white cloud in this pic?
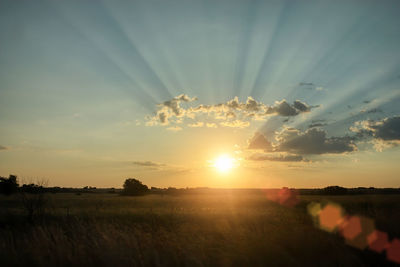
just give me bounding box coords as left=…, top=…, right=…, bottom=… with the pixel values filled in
left=206, top=123, right=217, bottom=128
left=220, top=120, right=250, bottom=128
left=146, top=95, right=317, bottom=130
left=188, top=122, right=204, bottom=128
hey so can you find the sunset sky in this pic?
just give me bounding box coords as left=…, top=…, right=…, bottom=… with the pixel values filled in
left=1, top=0, right=400, bottom=188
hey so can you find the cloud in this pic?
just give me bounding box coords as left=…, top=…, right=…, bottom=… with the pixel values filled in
left=299, top=82, right=314, bottom=86
left=188, top=122, right=204, bottom=128
left=247, top=153, right=306, bottom=162
left=206, top=123, right=217, bottom=128
left=0, top=145, right=8, bottom=151
left=352, top=116, right=400, bottom=141
left=248, top=132, right=272, bottom=150
left=132, top=161, right=165, bottom=167
left=371, top=139, right=399, bottom=152
left=370, top=116, right=400, bottom=140
left=162, top=94, right=197, bottom=116
left=220, top=120, right=250, bottom=128
left=266, top=100, right=314, bottom=116
left=351, top=116, right=400, bottom=150
left=275, top=128, right=356, bottom=155
left=299, top=82, right=325, bottom=91
left=308, top=122, right=327, bottom=128
left=366, top=108, right=383, bottom=114
left=149, top=94, right=197, bottom=126
left=146, top=95, right=318, bottom=129
left=359, top=107, right=383, bottom=114
left=293, top=100, right=311, bottom=112
left=268, top=100, right=298, bottom=116
left=132, top=160, right=189, bottom=173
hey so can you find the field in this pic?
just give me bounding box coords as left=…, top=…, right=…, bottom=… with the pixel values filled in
left=1, top=191, right=400, bottom=266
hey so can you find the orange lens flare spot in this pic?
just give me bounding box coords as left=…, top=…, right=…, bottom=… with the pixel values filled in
left=340, top=216, right=362, bottom=240
left=368, top=230, right=389, bottom=253
left=318, top=203, right=344, bottom=232
left=387, top=239, right=400, bottom=264
left=341, top=216, right=375, bottom=250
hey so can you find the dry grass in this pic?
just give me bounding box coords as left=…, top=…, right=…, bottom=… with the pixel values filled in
left=0, top=193, right=399, bottom=266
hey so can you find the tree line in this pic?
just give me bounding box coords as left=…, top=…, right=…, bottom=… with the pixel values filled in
left=1, top=175, right=400, bottom=196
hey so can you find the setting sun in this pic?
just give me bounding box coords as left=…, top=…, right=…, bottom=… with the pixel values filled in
left=213, top=155, right=235, bottom=173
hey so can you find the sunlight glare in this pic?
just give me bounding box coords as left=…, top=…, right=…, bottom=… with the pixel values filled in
left=213, top=154, right=235, bottom=173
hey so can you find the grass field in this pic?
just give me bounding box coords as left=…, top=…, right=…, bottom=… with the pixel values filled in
left=1, top=192, right=400, bottom=266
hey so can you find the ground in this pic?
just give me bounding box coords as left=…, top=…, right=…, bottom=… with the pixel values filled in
left=0, top=192, right=399, bottom=266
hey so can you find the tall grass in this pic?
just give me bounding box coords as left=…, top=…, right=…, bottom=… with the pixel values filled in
left=0, top=193, right=399, bottom=266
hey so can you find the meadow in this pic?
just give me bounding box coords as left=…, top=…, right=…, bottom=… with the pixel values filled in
left=0, top=191, right=400, bottom=266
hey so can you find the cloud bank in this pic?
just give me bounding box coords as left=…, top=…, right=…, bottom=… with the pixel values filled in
left=247, top=153, right=306, bottom=162
left=351, top=116, right=400, bottom=151
left=247, top=115, right=400, bottom=164
left=247, top=128, right=356, bottom=155
left=275, top=128, right=356, bottom=155
left=146, top=94, right=318, bottom=129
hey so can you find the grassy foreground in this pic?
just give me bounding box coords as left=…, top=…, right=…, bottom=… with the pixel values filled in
left=0, top=192, right=399, bottom=266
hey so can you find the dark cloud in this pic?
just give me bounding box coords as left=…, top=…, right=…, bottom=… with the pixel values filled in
left=270, top=100, right=298, bottom=116
left=352, top=116, right=400, bottom=141
left=372, top=116, right=400, bottom=140
left=293, top=100, right=311, bottom=112
left=132, top=160, right=190, bottom=173
left=248, top=125, right=356, bottom=155
left=0, top=145, right=8, bottom=150
left=298, top=82, right=324, bottom=91
left=308, top=123, right=327, bottom=128
left=312, top=119, right=326, bottom=123
left=275, top=128, right=356, bottom=155
left=133, top=161, right=165, bottom=167
left=248, top=132, right=272, bottom=150
left=266, top=100, right=315, bottom=117
left=299, top=82, right=314, bottom=86
left=247, top=153, right=305, bottom=162
left=365, top=108, right=383, bottom=114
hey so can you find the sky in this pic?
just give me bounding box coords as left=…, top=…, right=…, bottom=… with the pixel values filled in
left=0, top=0, right=400, bottom=188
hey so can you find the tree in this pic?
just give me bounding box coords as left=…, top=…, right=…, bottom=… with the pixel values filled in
left=323, top=186, right=348, bottom=195
left=122, top=178, right=149, bottom=196
left=0, top=174, right=19, bottom=195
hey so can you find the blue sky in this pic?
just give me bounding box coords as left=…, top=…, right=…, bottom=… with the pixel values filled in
left=0, top=0, right=400, bottom=188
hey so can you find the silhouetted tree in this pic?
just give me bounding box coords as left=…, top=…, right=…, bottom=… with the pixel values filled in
left=122, top=178, right=149, bottom=196
left=0, top=174, right=19, bottom=195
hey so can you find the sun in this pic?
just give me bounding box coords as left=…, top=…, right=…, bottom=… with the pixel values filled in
left=213, top=154, right=235, bottom=173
